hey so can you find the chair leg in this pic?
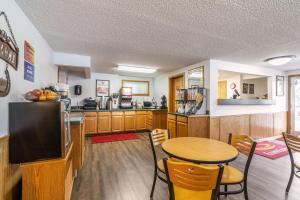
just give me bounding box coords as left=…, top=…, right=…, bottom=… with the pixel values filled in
left=244, top=182, right=249, bottom=200
left=224, top=185, right=228, bottom=197
left=286, top=167, right=295, bottom=193
left=150, top=170, right=157, bottom=199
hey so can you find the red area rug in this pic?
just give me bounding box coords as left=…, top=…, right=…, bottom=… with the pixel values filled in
left=255, top=138, right=288, bottom=159
left=91, top=133, right=139, bottom=144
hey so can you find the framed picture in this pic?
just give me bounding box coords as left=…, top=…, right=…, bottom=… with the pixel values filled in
left=96, top=80, right=110, bottom=96
left=188, top=66, right=204, bottom=88
left=242, top=83, right=249, bottom=94
left=276, top=76, right=284, bottom=96
left=122, top=80, right=149, bottom=96
left=249, top=84, right=254, bottom=94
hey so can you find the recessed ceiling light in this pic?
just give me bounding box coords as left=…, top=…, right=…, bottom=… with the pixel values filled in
left=264, top=55, right=296, bottom=66
left=117, top=65, right=157, bottom=73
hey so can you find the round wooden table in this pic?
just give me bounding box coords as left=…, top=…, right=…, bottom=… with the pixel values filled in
left=162, top=137, right=239, bottom=164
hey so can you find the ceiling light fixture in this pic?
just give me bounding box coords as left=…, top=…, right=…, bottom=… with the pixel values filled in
left=117, top=65, right=157, bottom=73
left=264, top=55, right=296, bottom=66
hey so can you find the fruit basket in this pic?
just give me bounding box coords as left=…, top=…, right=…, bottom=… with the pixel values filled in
left=24, top=89, right=60, bottom=102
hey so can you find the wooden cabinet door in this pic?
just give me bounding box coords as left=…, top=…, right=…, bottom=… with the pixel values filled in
left=111, top=115, right=124, bottom=132
left=136, top=115, right=147, bottom=130
left=125, top=115, right=136, bottom=131
left=167, top=119, right=176, bottom=138
left=158, top=112, right=167, bottom=129
left=98, top=115, right=111, bottom=133
left=85, top=117, right=97, bottom=134
left=177, top=121, right=188, bottom=137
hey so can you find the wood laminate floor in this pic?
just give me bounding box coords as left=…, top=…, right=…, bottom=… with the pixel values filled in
left=71, top=133, right=300, bottom=200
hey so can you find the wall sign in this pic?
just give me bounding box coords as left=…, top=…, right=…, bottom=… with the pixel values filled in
left=0, top=11, right=19, bottom=97
left=96, top=80, right=110, bottom=96
left=24, top=41, right=35, bottom=82
left=276, top=75, right=284, bottom=96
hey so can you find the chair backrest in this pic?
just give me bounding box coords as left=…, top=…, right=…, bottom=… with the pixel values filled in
left=228, top=133, right=257, bottom=180
left=283, top=132, right=300, bottom=153
left=228, top=134, right=255, bottom=156
left=149, top=129, right=170, bottom=146
left=163, top=158, right=224, bottom=200
left=148, top=129, right=170, bottom=167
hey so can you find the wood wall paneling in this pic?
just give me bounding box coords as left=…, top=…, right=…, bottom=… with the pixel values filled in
left=209, top=117, right=220, bottom=140
left=273, top=112, right=287, bottom=135
left=250, top=113, right=274, bottom=138
left=219, top=115, right=250, bottom=142
left=0, top=135, right=21, bottom=200
left=211, top=112, right=287, bottom=142
left=188, top=116, right=210, bottom=138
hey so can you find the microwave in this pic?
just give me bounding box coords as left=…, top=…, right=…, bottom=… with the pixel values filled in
left=9, top=101, right=71, bottom=164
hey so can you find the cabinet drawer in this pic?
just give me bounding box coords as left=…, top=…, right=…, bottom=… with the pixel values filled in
left=136, top=111, right=147, bottom=115
left=84, top=112, right=97, bottom=117
left=147, top=114, right=153, bottom=120
left=177, top=116, right=188, bottom=123
left=147, top=118, right=153, bottom=125
left=168, top=114, right=176, bottom=121
left=98, top=112, right=111, bottom=116
left=111, top=111, right=124, bottom=116
left=124, top=111, right=136, bottom=115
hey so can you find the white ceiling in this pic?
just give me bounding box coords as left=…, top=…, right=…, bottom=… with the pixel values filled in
left=16, top=0, right=300, bottom=75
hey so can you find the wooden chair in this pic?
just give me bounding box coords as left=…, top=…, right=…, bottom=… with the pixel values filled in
left=163, top=158, right=224, bottom=200
left=282, top=132, right=300, bottom=193
left=219, top=133, right=257, bottom=200
left=148, top=129, right=170, bottom=199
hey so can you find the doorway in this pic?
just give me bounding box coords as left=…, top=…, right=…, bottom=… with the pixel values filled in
left=169, top=74, right=184, bottom=112
left=289, top=75, right=300, bottom=133
left=218, top=80, right=227, bottom=99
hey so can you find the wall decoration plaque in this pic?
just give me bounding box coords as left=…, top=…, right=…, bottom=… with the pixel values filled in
left=276, top=75, right=284, bottom=96
left=24, top=41, right=35, bottom=82
left=96, top=80, right=110, bottom=96
left=242, top=83, right=248, bottom=94
left=0, top=11, right=19, bottom=97
left=249, top=84, right=254, bottom=94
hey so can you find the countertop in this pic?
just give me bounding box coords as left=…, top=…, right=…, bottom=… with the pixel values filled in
left=70, top=113, right=84, bottom=125
left=71, top=108, right=168, bottom=112
left=168, top=112, right=209, bottom=117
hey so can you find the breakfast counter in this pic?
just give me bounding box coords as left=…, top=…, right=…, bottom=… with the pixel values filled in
left=74, top=108, right=168, bottom=134
left=167, top=112, right=210, bottom=138
left=71, top=108, right=168, bottom=112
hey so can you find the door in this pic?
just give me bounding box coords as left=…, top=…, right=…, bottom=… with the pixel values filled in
left=111, top=115, right=124, bottom=132
left=98, top=115, right=111, bottom=133
left=167, top=119, right=176, bottom=138
left=125, top=115, right=136, bottom=131
left=218, top=80, right=227, bottom=99
left=136, top=115, right=147, bottom=130
left=170, top=75, right=184, bottom=112
left=85, top=117, right=97, bottom=134
left=177, top=121, right=188, bottom=137
left=289, top=76, right=300, bottom=133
